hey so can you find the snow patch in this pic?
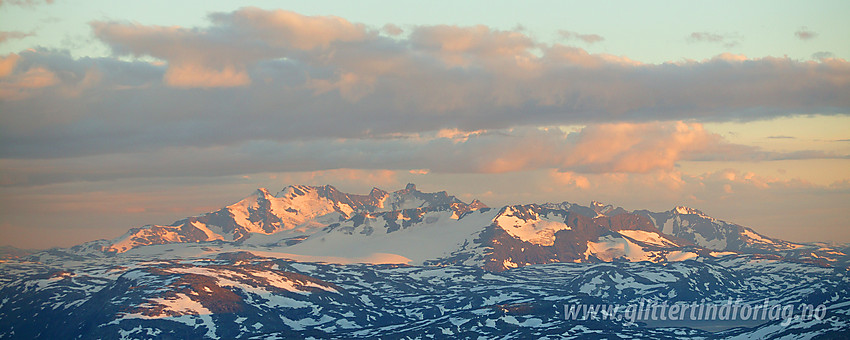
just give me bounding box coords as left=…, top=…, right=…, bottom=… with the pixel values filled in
left=617, top=230, right=677, bottom=247
left=495, top=206, right=570, bottom=246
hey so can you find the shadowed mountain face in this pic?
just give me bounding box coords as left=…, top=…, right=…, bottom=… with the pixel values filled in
left=52, top=184, right=847, bottom=272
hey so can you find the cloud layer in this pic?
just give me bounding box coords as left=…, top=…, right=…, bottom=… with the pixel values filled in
left=1, top=121, right=844, bottom=187
left=1, top=8, right=848, bottom=162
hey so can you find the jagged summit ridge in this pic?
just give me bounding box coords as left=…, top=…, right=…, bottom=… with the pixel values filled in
left=103, top=184, right=484, bottom=253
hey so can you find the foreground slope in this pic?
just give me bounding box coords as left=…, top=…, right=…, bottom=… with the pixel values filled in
left=2, top=252, right=848, bottom=339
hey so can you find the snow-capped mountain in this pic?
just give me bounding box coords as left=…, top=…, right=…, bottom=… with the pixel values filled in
left=635, top=206, right=850, bottom=267
left=61, top=184, right=847, bottom=272
left=104, top=184, right=471, bottom=253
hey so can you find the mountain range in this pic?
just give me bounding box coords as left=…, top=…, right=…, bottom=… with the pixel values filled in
left=3, top=184, right=849, bottom=339
left=55, top=183, right=848, bottom=271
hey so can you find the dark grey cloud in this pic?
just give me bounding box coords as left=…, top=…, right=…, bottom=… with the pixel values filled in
left=812, top=51, right=834, bottom=60
left=767, top=135, right=795, bottom=139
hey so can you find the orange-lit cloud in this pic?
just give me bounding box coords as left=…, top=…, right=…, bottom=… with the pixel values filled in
left=0, top=65, right=58, bottom=100
left=410, top=25, right=535, bottom=67
left=435, top=128, right=487, bottom=143
left=164, top=64, right=250, bottom=88
left=0, top=53, right=18, bottom=77
left=549, top=170, right=591, bottom=189
left=560, top=122, right=728, bottom=173
left=90, top=21, right=255, bottom=88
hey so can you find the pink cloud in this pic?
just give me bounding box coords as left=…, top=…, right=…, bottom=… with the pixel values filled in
left=216, top=7, right=369, bottom=50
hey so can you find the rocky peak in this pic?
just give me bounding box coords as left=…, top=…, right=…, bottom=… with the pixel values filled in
left=469, top=199, right=488, bottom=210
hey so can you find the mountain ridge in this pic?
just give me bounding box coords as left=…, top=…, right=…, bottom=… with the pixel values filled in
left=53, top=183, right=848, bottom=271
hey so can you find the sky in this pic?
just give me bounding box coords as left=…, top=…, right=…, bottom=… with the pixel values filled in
left=0, top=0, right=848, bottom=249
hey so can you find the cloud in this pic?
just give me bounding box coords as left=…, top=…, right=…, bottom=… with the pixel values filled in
left=795, top=27, right=817, bottom=40
left=409, top=24, right=536, bottom=67
left=767, top=135, right=795, bottom=139
left=3, top=121, right=844, bottom=187
left=210, top=7, right=370, bottom=50
left=549, top=170, right=591, bottom=189
left=0, top=65, right=59, bottom=99
left=90, top=21, right=256, bottom=88
left=0, top=0, right=53, bottom=8
left=687, top=32, right=740, bottom=47
left=558, top=30, right=605, bottom=44
left=1, top=8, right=848, bottom=162
left=0, top=53, right=19, bottom=76
left=277, top=169, right=399, bottom=188
left=812, top=51, right=834, bottom=60
left=547, top=167, right=850, bottom=242
left=0, top=31, right=34, bottom=44
left=382, top=24, right=403, bottom=36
